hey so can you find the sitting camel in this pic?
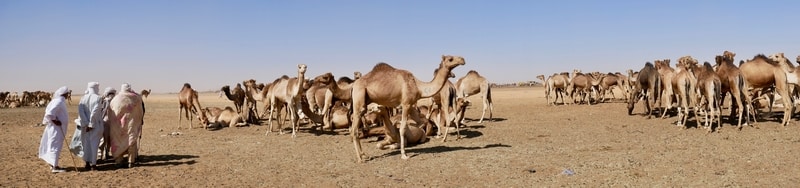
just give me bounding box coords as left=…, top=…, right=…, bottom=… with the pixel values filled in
left=178, top=83, right=203, bottom=129
left=455, top=70, right=493, bottom=123
left=221, top=84, right=246, bottom=113
left=361, top=104, right=428, bottom=150
left=199, top=106, right=247, bottom=129
left=627, top=62, right=662, bottom=119
left=739, top=54, right=794, bottom=126
left=349, top=55, right=465, bottom=162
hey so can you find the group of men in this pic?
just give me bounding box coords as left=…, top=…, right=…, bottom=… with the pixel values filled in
left=37, top=82, right=136, bottom=173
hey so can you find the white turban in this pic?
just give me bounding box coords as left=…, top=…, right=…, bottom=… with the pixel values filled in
left=103, top=87, right=116, bottom=96
left=121, top=83, right=132, bottom=92
left=85, top=82, right=100, bottom=95
left=54, top=86, right=69, bottom=97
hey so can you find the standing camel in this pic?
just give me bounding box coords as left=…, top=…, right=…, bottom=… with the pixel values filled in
left=266, top=64, right=307, bottom=137
left=627, top=62, right=662, bottom=119
left=178, top=83, right=202, bottom=129
left=739, top=54, right=794, bottom=127
left=713, top=52, right=747, bottom=129
left=429, top=68, right=460, bottom=141
left=107, top=88, right=145, bottom=168
left=140, top=89, right=151, bottom=98
left=221, top=84, right=246, bottom=113
left=349, top=55, right=465, bottom=162
left=455, top=70, right=493, bottom=123
left=693, top=62, right=722, bottom=133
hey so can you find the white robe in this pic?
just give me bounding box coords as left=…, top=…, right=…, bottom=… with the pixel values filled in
left=38, top=96, right=69, bottom=167
left=75, top=89, right=104, bottom=165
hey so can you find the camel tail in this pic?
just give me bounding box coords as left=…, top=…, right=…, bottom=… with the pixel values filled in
left=486, top=86, right=493, bottom=104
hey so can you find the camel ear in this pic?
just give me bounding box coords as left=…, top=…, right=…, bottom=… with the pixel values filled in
left=442, top=55, right=447, bottom=61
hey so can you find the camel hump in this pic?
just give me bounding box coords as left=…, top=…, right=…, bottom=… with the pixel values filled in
left=337, top=76, right=355, bottom=84
left=703, top=62, right=714, bottom=70
left=644, top=62, right=655, bottom=68
left=372, top=62, right=396, bottom=72
left=183, top=83, right=192, bottom=89
left=224, top=106, right=235, bottom=111
left=467, top=70, right=480, bottom=75
left=752, top=54, right=780, bottom=65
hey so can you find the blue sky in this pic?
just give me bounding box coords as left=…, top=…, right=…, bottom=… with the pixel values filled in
left=1, top=1, right=798, bottom=93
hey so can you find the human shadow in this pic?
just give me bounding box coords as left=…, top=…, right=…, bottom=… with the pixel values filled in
left=375, top=143, right=512, bottom=159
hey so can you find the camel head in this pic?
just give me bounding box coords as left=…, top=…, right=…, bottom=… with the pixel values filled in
left=198, top=108, right=210, bottom=126
left=314, top=72, right=335, bottom=85
left=796, top=55, right=800, bottom=65
left=768, top=52, right=790, bottom=64
left=677, top=56, right=698, bottom=71
left=243, top=79, right=257, bottom=88
left=441, top=55, right=466, bottom=70
left=536, top=75, right=545, bottom=82
left=298, top=64, right=308, bottom=74
left=354, top=72, right=362, bottom=80
left=723, top=51, right=736, bottom=59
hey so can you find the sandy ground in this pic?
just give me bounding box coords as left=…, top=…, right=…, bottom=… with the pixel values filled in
left=2, top=87, right=800, bottom=187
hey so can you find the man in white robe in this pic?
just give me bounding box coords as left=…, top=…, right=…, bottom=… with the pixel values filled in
left=38, top=86, right=70, bottom=173
left=73, top=82, right=104, bottom=170
left=99, top=87, right=116, bottom=160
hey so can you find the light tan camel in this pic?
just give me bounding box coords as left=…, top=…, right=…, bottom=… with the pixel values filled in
left=455, top=70, right=493, bottom=123
left=267, top=64, right=307, bottom=137
left=363, top=105, right=428, bottom=150
left=305, top=75, right=330, bottom=114
left=539, top=73, right=570, bottom=105
left=628, top=62, right=662, bottom=119
left=693, top=62, right=722, bottom=133
left=667, top=56, right=699, bottom=127
left=567, top=70, right=601, bottom=105
left=714, top=52, right=748, bottom=129
left=106, top=89, right=145, bottom=168
left=739, top=54, right=794, bottom=126
left=260, top=76, right=286, bottom=119
left=242, top=79, right=261, bottom=117
left=349, top=55, right=465, bottom=162
left=221, top=84, right=246, bottom=113
left=428, top=68, right=460, bottom=141
left=598, top=72, right=622, bottom=102
left=140, top=89, right=151, bottom=98
left=199, top=106, right=247, bottom=128
left=178, top=83, right=203, bottom=129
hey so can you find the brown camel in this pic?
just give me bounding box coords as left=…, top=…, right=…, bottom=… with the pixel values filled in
left=614, top=72, right=631, bottom=99
left=567, top=70, right=603, bottom=105
left=140, top=89, right=151, bottom=98
left=221, top=84, right=246, bottom=113
left=598, top=72, right=623, bottom=102
left=362, top=104, right=429, bottom=150
left=627, top=62, right=662, bottom=118
left=199, top=106, right=248, bottom=129
left=739, top=54, right=794, bottom=126
left=260, top=76, right=286, bottom=119
left=242, top=79, right=262, bottom=117
left=714, top=51, right=748, bottom=129
left=267, top=64, right=307, bottom=137
left=305, top=75, right=330, bottom=114
left=455, top=70, right=493, bottom=123
left=178, top=83, right=203, bottom=129
left=349, top=55, right=465, bottom=162
left=693, top=62, right=722, bottom=132
left=539, top=73, right=570, bottom=105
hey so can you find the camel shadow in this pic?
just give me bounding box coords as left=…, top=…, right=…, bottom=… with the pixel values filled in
left=94, top=154, right=198, bottom=170
left=451, top=129, right=483, bottom=139
left=464, top=117, right=507, bottom=122
left=376, top=143, right=512, bottom=159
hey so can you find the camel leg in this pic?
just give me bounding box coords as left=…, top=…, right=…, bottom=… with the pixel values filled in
left=289, top=100, right=301, bottom=138
left=398, top=104, right=410, bottom=160
left=267, top=96, right=278, bottom=135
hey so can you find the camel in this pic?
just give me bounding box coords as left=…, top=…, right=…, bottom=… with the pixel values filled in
left=539, top=73, right=570, bottom=105
left=349, top=55, right=465, bottom=162
left=266, top=64, right=307, bottom=137
left=666, top=56, right=699, bottom=127
left=739, top=54, right=794, bottom=126
left=199, top=106, right=248, bottom=128
left=567, top=70, right=604, bottom=105
left=178, top=83, right=203, bottom=129
left=106, top=88, right=145, bottom=168
left=428, top=68, right=461, bottom=141
left=259, top=76, right=286, bottom=119
left=242, top=79, right=261, bottom=115
left=140, top=89, right=151, bottom=98
left=455, top=70, right=493, bottom=123
left=361, top=104, right=428, bottom=150
left=693, top=62, right=722, bottom=132
left=320, top=74, right=359, bottom=130
left=597, top=72, right=623, bottom=102
left=713, top=52, right=748, bottom=129
left=627, top=62, right=662, bottom=118
left=221, top=84, right=246, bottom=113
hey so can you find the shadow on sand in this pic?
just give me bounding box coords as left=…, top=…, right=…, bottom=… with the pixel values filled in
left=375, top=143, right=511, bottom=160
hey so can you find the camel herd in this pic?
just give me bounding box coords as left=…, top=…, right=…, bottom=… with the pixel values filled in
left=174, top=55, right=495, bottom=162
left=0, top=90, right=58, bottom=108
left=540, top=51, right=800, bottom=133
